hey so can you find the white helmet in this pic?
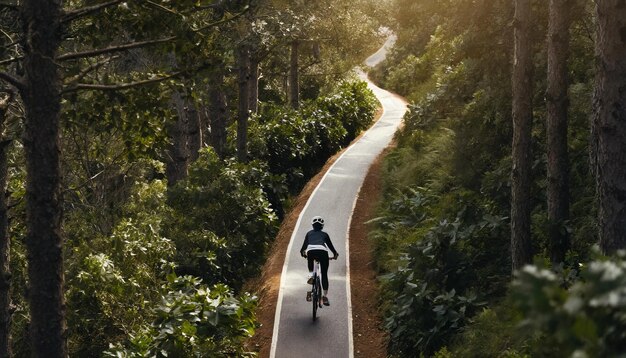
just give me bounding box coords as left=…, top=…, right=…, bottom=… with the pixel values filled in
left=311, top=216, right=324, bottom=226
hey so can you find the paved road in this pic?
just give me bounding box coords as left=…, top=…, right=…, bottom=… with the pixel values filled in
left=269, top=37, right=406, bottom=358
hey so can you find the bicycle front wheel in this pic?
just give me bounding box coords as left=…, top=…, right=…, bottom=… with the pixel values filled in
left=312, top=279, right=319, bottom=321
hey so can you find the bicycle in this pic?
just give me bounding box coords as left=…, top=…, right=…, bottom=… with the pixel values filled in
left=306, top=256, right=337, bottom=321
left=309, top=259, right=323, bottom=321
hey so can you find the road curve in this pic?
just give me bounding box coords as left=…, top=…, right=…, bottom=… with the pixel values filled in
left=269, top=38, right=407, bottom=358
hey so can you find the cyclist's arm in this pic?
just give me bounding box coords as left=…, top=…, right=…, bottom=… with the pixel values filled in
left=324, top=234, right=338, bottom=257
left=300, top=233, right=310, bottom=256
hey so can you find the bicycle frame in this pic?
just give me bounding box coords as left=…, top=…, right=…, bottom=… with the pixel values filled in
left=311, top=259, right=323, bottom=321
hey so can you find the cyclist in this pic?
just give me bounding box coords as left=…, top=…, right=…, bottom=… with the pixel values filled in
left=300, top=216, right=338, bottom=306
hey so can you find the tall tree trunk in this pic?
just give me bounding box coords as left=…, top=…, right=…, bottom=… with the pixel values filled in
left=289, top=40, right=299, bottom=109
left=166, top=91, right=190, bottom=186
left=21, top=0, right=67, bottom=355
left=187, top=103, right=202, bottom=162
left=593, top=0, right=626, bottom=254
left=511, top=0, right=534, bottom=272
left=0, top=91, right=12, bottom=358
left=237, top=46, right=250, bottom=162
left=208, top=70, right=228, bottom=159
left=546, top=0, right=571, bottom=265
left=199, top=106, right=210, bottom=147
left=249, top=57, right=260, bottom=114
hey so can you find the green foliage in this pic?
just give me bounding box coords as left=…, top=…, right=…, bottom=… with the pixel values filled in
left=371, top=0, right=597, bottom=355
left=383, top=271, right=483, bottom=356
left=165, top=148, right=278, bottom=289
left=319, top=80, right=378, bottom=145
left=446, top=303, right=529, bottom=358
left=63, top=173, right=268, bottom=355
left=65, top=180, right=175, bottom=356
left=105, top=275, right=257, bottom=358
left=248, top=79, right=377, bottom=191
left=248, top=103, right=344, bottom=187
left=512, top=255, right=626, bottom=357
left=375, top=190, right=509, bottom=355
left=2, top=0, right=385, bottom=355
left=63, top=84, right=171, bottom=161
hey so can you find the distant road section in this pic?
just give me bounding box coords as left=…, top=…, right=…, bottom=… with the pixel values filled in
left=365, top=34, right=397, bottom=67
left=269, top=37, right=407, bottom=358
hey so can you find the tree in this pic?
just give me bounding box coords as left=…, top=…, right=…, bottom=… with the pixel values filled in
left=0, top=89, right=13, bottom=358
left=546, top=0, right=571, bottom=264
left=248, top=55, right=260, bottom=114
left=288, top=40, right=299, bottom=109
left=0, top=1, right=243, bottom=354
left=208, top=66, right=229, bottom=159
left=187, top=103, right=202, bottom=162
left=511, top=0, right=534, bottom=272
left=20, top=0, right=66, bottom=355
left=592, top=0, right=626, bottom=254
left=237, top=45, right=251, bottom=162
left=166, top=90, right=191, bottom=186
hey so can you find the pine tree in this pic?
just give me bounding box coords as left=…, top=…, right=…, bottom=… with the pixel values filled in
left=592, top=0, right=626, bottom=254
left=546, top=0, right=571, bottom=264
left=511, top=0, right=534, bottom=272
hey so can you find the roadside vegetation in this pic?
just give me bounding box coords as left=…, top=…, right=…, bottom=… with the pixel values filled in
left=369, top=0, right=626, bottom=356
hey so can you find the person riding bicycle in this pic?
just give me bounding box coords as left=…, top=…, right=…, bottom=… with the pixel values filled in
left=300, top=216, right=338, bottom=306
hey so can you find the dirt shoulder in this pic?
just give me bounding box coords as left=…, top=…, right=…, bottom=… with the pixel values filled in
left=246, top=111, right=390, bottom=358
left=349, top=148, right=389, bottom=357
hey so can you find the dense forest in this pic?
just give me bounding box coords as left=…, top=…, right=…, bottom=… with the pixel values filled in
left=0, top=0, right=384, bottom=356
left=370, top=0, right=626, bottom=357
left=1, top=0, right=626, bottom=357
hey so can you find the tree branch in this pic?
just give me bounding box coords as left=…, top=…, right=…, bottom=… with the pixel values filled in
left=144, top=0, right=181, bottom=16
left=62, top=71, right=184, bottom=94
left=179, top=2, right=222, bottom=16
left=0, top=3, right=19, bottom=12
left=62, top=0, right=125, bottom=23
left=192, top=7, right=249, bottom=32
left=57, top=36, right=176, bottom=61
left=64, top=56, right=120, bottom=85
left=0, top=28, right=15, bottom=43
left=0, top=71, right=24, bottom=92
left=0, top=56, right=22, bottom=67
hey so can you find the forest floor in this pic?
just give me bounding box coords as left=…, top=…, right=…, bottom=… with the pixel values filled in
left=246, top=110, right=389, bottom=358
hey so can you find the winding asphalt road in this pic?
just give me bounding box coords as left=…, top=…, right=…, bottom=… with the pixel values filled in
left=269, top=36, right=407, bottom=358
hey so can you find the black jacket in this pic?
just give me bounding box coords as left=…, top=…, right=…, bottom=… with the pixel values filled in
left=300, top=228, right=338, bottom=256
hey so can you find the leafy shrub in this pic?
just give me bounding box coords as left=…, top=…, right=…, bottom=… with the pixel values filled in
left=105, top=275, right=257, bottom=357
left=383, top=270, right=483, bottom=356
left=65, top=180, right=175, bottom=356
left=248, top=79, right=377, bottom=192
left=249, top=103, right=345, bottom=188
left=165, top=148, right=278, bottom=289
left=373, top=187, right=509, bottom=356
left=512, top=255, right=626, bottom=357
left=446, top=303, right=529, bottom=358
left=318, top=80, right=378, bottom=144
left=62, top=153, right=272, bottom=355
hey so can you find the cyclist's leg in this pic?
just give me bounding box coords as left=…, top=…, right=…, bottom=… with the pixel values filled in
left=319, top=252, right=330, bottom=292
left=318, top=253, right=330, bottom=305
left=307, top=254, right=314, bottom=272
